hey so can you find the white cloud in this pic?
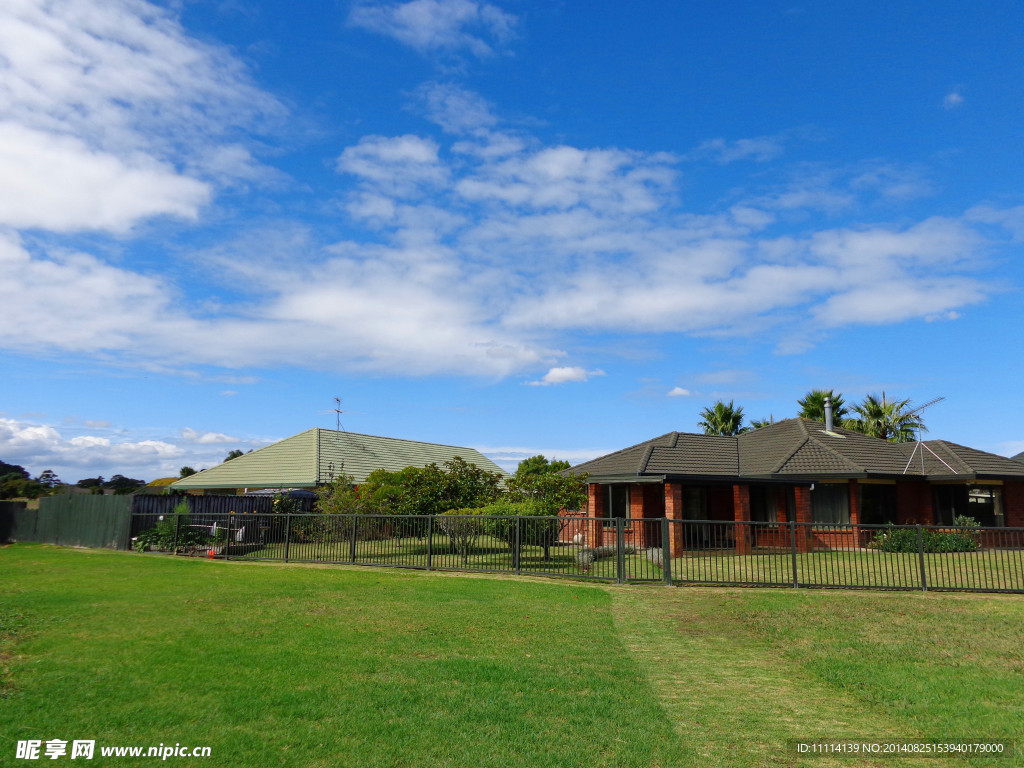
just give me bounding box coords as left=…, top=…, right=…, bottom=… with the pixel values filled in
left=526, top=367, right=605, bottom=386
left=0, top=0, right=283, bottom=233
left=943, top=90, right=965, bottom=109
left=0, top=416, right=182, bottom=479
left=667, top=387, right=691, bottom=397
left=0, top=416, right=272, bottom=480
left=414, top=81, right=498, bottom=134
left=337, top=135, right=448, bottom=197
left=349, top=0, right=516, bottom=57
left=181, top=428, right=240, bottom=445
left=474, top=444, right=613, bottom=473
left=690, top=135, right=785, bottom=164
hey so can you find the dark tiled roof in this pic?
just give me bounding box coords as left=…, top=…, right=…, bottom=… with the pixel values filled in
left=573, top=418, right=1024, bottom=482
left=646, top=434, right=738, bottom=476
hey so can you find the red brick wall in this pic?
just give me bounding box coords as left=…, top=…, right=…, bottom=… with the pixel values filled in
left=665, top=482, right=683, bottom=557
left=629, top=483, right=645, bottom=518
left=1005, top=481, right=1024, bottom=528
left=794, top=485, right=813, bottom=552
left=733, top=484, right=751, bottom=554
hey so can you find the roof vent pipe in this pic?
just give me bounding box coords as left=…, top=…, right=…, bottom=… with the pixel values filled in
left=824, top=396, right=834, bottom=432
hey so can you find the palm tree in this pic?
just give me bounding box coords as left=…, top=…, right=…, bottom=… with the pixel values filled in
left=845, top=392, right=924, bottom=443
left=698, top=400, right=749, bottom=436
left=797, top=389, right=848, bottom=422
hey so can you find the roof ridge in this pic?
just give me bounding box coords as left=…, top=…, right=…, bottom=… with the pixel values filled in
left=640, top=444, right=656, bottom=474
left=798, top=431, right=865, bottom=473
left=571, top=431, right=679, bottom=471
left=771, top=435, right=809, bottom=474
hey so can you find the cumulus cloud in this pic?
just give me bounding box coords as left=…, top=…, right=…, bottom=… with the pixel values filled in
left=0, top=0, right=283, bottom=233
left=526, top=367, right=605, bottom=386
left=349, top=0, right=516, bottom=57
left=667, top=387, right=691, bottom=397
left=181, top=428, right=240, bottom=445
left=0, top=416, right=182, bottom=478
left=0, top=417, right=272, bottom=480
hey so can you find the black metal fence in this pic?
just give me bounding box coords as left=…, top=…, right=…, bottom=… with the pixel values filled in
left=127, top=513, right=1024, bottom=593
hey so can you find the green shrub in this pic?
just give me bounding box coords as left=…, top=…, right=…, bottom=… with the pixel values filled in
left=437, top=509, right=486, bottom=564
left=870, top=517, right=980, bottom=553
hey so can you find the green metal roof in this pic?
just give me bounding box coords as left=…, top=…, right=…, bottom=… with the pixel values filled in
left=171, top=428, right=508, bottom=490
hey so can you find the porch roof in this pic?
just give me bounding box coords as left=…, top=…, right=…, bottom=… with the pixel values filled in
left=571, top=418, right=1024, bottom=483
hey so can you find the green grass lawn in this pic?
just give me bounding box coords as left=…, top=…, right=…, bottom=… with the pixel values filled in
left=2, top=544, right=1022, bottom=767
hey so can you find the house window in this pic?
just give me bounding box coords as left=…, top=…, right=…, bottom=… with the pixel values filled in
left=683, top=487, right=707, bottom=520
left=812, top=484, right=850, bottom=525
left=859, top=484, right=897, bottom=525
left=749, top=486, right=777, bottom=522
left=935, top=486, right=1003, bottom=527
left=605, top=485, right=629, bottom=527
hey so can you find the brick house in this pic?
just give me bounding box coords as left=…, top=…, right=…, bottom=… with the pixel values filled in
left=566, top=418, right=1024, bottom=555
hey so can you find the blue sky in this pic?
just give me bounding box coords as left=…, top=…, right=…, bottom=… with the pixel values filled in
left=2, top=0, right=1023, bottom=482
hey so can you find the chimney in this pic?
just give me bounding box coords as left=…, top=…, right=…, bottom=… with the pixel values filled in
left=824, top=396, right=834, bottom=432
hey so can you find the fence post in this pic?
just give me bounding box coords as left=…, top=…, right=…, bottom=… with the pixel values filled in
left=789, top=519, right=799, bottom=589
left=514, top=517, right=522, bottom=576
left=616, top=517, right=626, bottom=584
left=283, top=514, right=291, bottom=563
left=173, top=513, right=181, bottom=555
left=224, top=515, right=232, bottom=560
left=661, top=517, right=672, bottom=585
left=426, top=516, right=433, bottom=571
left=349, top=515, right=358, bottom=564
left=916, top=525, right=928, bottom=592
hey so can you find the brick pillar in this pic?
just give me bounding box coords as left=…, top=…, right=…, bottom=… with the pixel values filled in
left=1004, top=482, right=1024, bottom=528
left=794, top=485, right=813, bottom=552
left=733, top=483, right=752, bottom=554
left=664, top=482, right=684, bottom=557
left=587, top=484, right=604, bottom=547
left=629, top=483, right=645, bottom=519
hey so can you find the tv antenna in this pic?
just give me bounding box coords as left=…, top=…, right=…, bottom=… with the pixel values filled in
left=901, top=396, right=952, bottom=475
left=331, top=396, right=345, bottom=432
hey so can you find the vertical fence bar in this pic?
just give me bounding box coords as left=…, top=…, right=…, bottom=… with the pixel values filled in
left=350, top=516, right=358, bottom=563
left=514, top=516, right=521, bottom=576
left=224, top=515, right=232, bottom=560
left=615, top=517, right=625, bottom=584
left=789, top=519, right=799, bottom=589
left=173, top=513, right=181, bottom=554
left=426, top=516, right=434, bottom=571
left=916, top=525, right=928, bottom=592
left=283, top=514, right=291, bottom=562
left=661, top=517, right=672, bottom=585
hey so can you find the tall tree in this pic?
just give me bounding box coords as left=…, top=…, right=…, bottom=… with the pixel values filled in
left=698, top=400, right=749, bottom=436
left=224, top=449, right=245, bottom=462
left=797, top=390, right=849, bottom=422
left=179, top=466, right=197, bottom=478
left=36, top=469, right=61, bottom=489
left=514, top=455, right=571, bottom=478
left=846, top=393, right=924, bottom=443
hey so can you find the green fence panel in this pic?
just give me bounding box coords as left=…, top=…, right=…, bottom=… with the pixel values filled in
left=35, top=495, right=135, bottom=549
left=0, top=501, right=29, bottom=542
